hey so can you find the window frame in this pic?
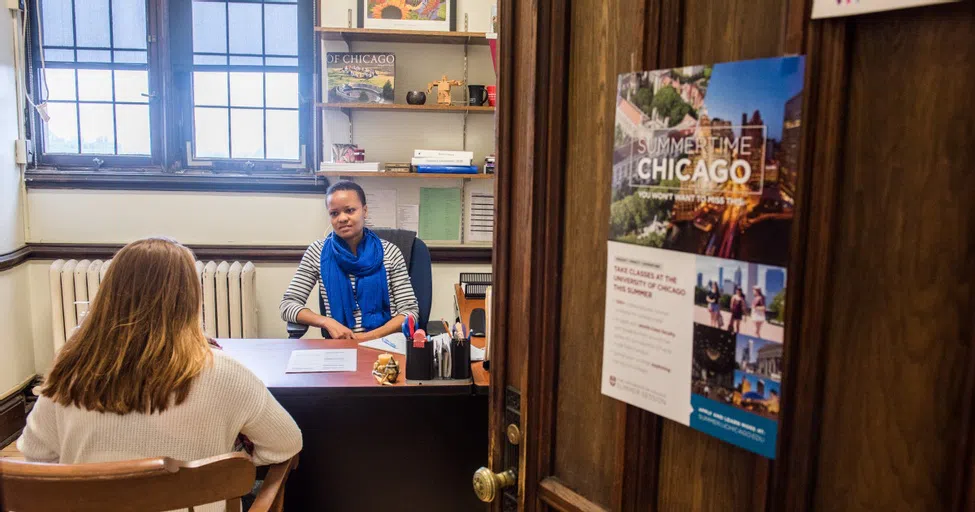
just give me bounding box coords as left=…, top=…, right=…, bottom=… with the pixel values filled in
left=26, top=0, right=316, bottom=174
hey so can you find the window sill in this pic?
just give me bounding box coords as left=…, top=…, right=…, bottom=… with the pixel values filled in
left=24, top=169, right=329, bottom=194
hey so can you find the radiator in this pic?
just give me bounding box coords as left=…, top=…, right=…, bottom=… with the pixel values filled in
left=49, top=259, right=258, bottom=352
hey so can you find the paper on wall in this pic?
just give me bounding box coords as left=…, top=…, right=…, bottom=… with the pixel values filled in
left=811, top=0, right=957, bottom=19
left=466, top=189, right=494, bottom=243
left=365, top=189, right=397, bottom=229
left=397, top=204, right=420, bottom=233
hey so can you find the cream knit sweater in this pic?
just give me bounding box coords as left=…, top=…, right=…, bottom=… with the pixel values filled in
left=17, top=349, right=303, bottom=511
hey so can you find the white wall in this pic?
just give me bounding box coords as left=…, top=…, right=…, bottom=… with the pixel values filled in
left=0, top=11, right=34, bottom=395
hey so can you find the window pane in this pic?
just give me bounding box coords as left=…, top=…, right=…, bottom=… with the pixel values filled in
left=114, top=70, right=148, bottom=103
left=45, top=69, right=77, bottom=101
left=41, top=0, right=74, bottom=47
left=114, top=50, right=148, bottom=63
left=230, top=108, right=264, bottom=159
left=45, top=103, right=79, bottom=153
left=264, top=56, right=297, bottom=67
left=111, top=0, right=147, bottom=49
left=193, top=72, right=228, bottom=106
left=229, top=56, right=263, bottom=66
left=192, top=2, right=227, bottom=54
left=77, top=69, right=113, bottom=101
left=265, top=109, right=297, bottom=160
left=79, top=103, right=115, bottom=154
left=228, top=2, right=262, bottom=55
left=265, top=72, right=297, bottom=108
left=77, top=49, right=111, bottom=62
left=115, top=104, right=150, bottom=154
left=74, top=0, right=111, bottom=48
left=263, top=4, right=296, bottom=56
left=194, top=55, right=228, bottom=65
left=229, top=72, right=263, bottom=107
left=194, top=107, right=229, bottom=158
left=44, top=49, right=75, bottom=61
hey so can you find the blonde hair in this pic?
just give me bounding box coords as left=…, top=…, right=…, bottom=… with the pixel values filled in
left=41, top=237, right=212, bottom=414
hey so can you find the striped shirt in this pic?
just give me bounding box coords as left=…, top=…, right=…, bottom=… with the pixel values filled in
left=279, top=238, right=419, bottom=332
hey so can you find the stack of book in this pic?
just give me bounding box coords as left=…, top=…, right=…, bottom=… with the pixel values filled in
left=411, top=150, right=478, bottom=174
left=484, top=154, right=496, bottom=174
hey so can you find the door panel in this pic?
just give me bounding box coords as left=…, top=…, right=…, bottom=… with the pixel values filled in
left=812, top=5, right=975, bottom=511
left=554, top=0, right=648, bottom=507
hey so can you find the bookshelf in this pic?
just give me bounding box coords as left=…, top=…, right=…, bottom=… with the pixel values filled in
left=317, top=103, right=494, bottom=114
left=316, top=171, right=493, bottom=180
left=316, top=27, right=490, bottom=46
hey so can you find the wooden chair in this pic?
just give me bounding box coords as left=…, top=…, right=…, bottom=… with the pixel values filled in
left=0, top=452, right=299, bottom=512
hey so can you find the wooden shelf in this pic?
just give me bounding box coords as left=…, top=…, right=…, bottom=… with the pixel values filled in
left=316, top=27, right=489, bottom=46
left=316, top=171, right=493, bottom=179
left=317, top=102, right=494, bottom=114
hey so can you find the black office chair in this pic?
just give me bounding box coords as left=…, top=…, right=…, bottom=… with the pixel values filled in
left=286, top=229, right=433, bottom=338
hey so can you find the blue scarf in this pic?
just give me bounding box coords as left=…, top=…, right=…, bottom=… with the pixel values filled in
left=320, top=229, right=391, bottom=331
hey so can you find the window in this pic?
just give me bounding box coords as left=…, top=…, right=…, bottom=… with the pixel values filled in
left=29, top=0, right=314, bottom=171
left=35, top=0, right=155, bottom=163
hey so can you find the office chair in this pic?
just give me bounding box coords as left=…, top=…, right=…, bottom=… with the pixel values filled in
left=286, top=229, right=432, bottom=338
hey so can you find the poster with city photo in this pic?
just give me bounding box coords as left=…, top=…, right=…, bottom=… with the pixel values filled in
left=325, top=52, right=396, bottom=104
left=602, top=56, right=803, bottom=460
left=610, top=57, right=803, bottom=268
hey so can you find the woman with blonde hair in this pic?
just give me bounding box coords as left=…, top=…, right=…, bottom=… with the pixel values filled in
left=18, top=238, right=301, bottom=506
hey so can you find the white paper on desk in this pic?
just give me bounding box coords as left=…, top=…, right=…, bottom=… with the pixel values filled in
left=397, top=204, right=419, bottom=232
left=470, top=345, right=485, bottom=362
left=358, top=332, right=407, bottom=355
left=365, top=189, right=397, bottom=229
left=286, top=349, right=357, bottom=373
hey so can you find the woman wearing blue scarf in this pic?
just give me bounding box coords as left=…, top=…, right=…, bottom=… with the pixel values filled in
left=280, top=181, right=419, bottom=340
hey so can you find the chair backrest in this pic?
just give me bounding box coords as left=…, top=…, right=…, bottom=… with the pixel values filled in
left=319, top=229, right=433, bottom=334
left=0, top=452, right=255, bottom=512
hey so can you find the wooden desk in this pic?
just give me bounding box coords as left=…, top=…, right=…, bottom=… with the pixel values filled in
left=219, top=339, right=488, bottom=511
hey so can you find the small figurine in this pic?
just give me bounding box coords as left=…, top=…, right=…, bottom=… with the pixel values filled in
left=427, top=74, right=465, bottom=105
left=372, top=353, right=401, bottom=385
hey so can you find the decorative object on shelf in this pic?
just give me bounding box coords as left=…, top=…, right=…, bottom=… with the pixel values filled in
left=484, top=154, right=495, bottom=174
left=427, top=74, right=464, bottom=105
left=406, top=90, right=427, bottom=105
left=372, top=352, right=400, bottom=385
left=354, top=148, right=366, bottom=162
left=489, top=2, right=498, bottom=36
left=357, top=0, right=456, bottom=32
left=332, top=143, right=359, bottom=163
left=467, top=85, right=488, bottom=106
left=325, top=52, right=396, bottom=104
left=486, top=85, right=497, bottom=106
left=385, top=162, right=412, bottom=173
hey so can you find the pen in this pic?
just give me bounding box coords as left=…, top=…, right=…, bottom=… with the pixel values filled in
left=382, top=337, right=396, bottom=348
left=441, top=318, right=450, bottom=334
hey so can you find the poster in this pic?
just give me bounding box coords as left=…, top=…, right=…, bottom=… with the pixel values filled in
left=601, top=57, right=803, bottom=459
left=325, top=53, right=395, bottom=104
left=812, top=0, right=957, bottom=18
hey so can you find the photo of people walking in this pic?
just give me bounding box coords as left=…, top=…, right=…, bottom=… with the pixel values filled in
left=693, top=255, right=787, bottom=343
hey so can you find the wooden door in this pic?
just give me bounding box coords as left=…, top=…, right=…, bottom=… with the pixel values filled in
left=484, top=0, right=975, bottom=510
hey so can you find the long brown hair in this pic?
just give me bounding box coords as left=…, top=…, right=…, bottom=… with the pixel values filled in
left=41, top=237, right=212, bottom=414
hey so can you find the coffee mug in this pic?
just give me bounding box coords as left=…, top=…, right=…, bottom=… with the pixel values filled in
left=486, top=85, right=497, bottom=107
left=468, top=85, right=488, bottom=106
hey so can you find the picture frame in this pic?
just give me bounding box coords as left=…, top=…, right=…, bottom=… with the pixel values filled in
left=357, top=0, right=457, bottom=32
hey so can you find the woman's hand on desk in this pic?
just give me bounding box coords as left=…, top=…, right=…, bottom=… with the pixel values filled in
left=320, top=318, right=355, bottom=339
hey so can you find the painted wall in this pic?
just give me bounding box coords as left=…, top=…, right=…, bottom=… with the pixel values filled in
left=0, top=11, right=34, bottom=395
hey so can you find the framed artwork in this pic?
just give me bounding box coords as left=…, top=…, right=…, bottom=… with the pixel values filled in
left=357, top=0, right=457, bottom=32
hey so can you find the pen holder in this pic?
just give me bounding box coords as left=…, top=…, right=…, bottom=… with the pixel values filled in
left=451, top=338, right=471, bottom=380
left=406, top=335, right=434, bottom=380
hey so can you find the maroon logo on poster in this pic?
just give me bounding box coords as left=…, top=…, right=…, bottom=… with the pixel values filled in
left=609, top=376, right=617, bottom=387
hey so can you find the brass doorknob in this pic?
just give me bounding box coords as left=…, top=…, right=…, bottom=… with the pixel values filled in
left=472, top=467, right=516, bottom=502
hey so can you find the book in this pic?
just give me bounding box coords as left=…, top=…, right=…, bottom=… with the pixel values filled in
left=414, top=149, right=474, bottom=160
left=325, top=52, right=395, bottom=104
left=411, top=157, right=473, bottom=166
left=415, top=165, right=478, bottom=175
left=322, top=162, right=381, bottom=172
